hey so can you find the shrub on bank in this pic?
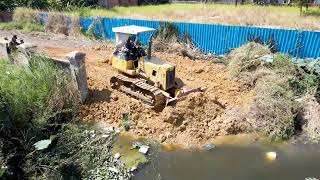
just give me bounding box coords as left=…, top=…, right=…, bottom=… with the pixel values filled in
left=0, top=8, right=45, bottom=32
left=227, top=42, right=271, bottom=77
left=228, top=42, right=320, bottom=141
left=248, top=76, right=297, bottom=141
left=0, top=56, right=78, bottom=178
left=0, top=56, right=77, bottom=127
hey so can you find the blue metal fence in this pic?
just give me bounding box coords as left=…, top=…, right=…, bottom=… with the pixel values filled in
left=42, top=13, right=320, bottom=59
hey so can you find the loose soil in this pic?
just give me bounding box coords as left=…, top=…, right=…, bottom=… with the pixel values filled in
left=1, top=30, right=254, bottom=147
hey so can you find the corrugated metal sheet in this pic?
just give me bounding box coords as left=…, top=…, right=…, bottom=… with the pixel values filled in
left=77, top=17, right=320, bottom=58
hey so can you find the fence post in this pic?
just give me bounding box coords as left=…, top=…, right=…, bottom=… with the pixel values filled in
left=67, top=51, right=89, bottom=103
left=0, top=40, right=9, bottom=60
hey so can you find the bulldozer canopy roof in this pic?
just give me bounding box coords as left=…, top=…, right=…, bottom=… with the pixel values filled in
left=112, top=25, right=156, bottom=35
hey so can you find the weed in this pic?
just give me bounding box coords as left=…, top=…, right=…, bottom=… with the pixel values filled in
left=122, top=113, right=130, bottom=131
left=155, top=22, right=179, bottom=42
left=0, top=21, right=44, bottom=32
left=24, top=123, right=130, bottom=179
left=227, top=42, right=271, bottom=77
left=13, top=8, right=39, bottom=23
left=82, top=22, right=98, bottom=39
left=248, top=76, right=297, bottom=141
left=0, top=56, right=76, bottom=127
left=289, top=73, right=319, bottom=97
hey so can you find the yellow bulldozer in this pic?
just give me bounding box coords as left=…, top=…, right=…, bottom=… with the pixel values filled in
left=110, top=25, right=204, bottom=108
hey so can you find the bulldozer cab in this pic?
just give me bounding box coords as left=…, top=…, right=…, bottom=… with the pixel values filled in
left=111, top=25, right=176, bottom=92
left=112, top=25, right=155, bottom=62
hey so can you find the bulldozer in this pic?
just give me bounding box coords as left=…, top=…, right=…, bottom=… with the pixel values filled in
left=110, top=25, right=204, bottom=108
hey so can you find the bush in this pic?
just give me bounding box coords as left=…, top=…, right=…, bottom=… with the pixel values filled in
left=13, top=7, right=39, bottom=23
left=0, top=56, right=77, bottom=127
left=15, top=0, right=48, bottom=9
left=289, top=73, right=319, bottom=96
left=0, top=21, right=44, bottom=32
left=248, top=76, right=297, bottom=141
left=24, top=123, right=130, bottom=179
left=272, top=54, right=296, bottom=74
left=227, top=42, right=271, bottom=77
left=155, top=22, right=179, bottom=42
left=0, top=0, right=15, bottom=11
left=0, top=56, right=78, bottom=178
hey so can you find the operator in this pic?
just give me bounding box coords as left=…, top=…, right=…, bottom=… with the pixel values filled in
left=7, top=35, right=24, bottom=54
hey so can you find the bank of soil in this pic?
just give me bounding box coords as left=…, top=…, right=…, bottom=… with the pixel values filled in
left=42, top=42, right=254, bottom=147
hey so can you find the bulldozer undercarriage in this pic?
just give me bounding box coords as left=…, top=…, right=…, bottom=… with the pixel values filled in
left=110, top=74, right=168, bottom=108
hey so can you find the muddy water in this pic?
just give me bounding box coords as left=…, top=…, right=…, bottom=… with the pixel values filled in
left=115, top=134, right=320, bottom=180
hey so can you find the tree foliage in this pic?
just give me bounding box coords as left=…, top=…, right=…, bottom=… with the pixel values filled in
left=0, top=0, right=16, bottom=11
left=0, top=0, right=99, bottom=12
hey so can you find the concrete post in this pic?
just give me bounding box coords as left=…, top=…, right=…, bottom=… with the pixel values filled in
left=0, top=40, right=9, bottom=60
left=67, top=51, right=89, bottom=103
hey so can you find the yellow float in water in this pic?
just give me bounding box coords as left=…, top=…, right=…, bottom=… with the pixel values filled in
left=265, top=151, right=277, bottom=161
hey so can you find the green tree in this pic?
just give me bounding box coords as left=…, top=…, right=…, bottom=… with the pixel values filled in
left=0, top=0, right=16, bottom=11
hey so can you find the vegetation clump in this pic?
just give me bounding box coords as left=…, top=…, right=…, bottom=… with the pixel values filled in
left=248, top=76, right=297, bottom=141
left=227, top=42, right=271, bottom=77
left=0, top=8, right=44, bottom=32
left=228, top=42, right=320, bottom=142
left=25, top=123, right=131, bottom=179
left=0, top=56, right=78, bottom=178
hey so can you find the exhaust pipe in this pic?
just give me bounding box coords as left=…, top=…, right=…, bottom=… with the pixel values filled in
left=147, top=34, right=153, bottom=59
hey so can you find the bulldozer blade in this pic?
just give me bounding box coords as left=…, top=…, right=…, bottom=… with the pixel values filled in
left=166, top=97, right=178, bottom=106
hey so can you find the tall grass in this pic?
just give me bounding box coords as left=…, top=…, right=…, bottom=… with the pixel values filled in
left=0, top=21, right=45, bottom=32
left=0, top=56, right=76, bottom=127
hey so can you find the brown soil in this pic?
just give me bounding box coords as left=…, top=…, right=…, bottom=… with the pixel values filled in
left=42, top=43, right=254, bottom=147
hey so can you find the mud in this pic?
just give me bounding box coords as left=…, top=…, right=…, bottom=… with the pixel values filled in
left=41, top=42, right=254, bottom=147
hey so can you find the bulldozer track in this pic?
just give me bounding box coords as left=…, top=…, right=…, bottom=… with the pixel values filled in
left=110, top=74, right=166, bottom=108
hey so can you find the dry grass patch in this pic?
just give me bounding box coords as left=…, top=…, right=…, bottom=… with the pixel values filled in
left=303, top=97, right=320, bottom=142
left=13, top=7, right=39, bottom=23
left=227, top=42, right=271, bottom=77
left=248, top=75, right=297, bottom=141
left=70, top=4, right=320, bottom=31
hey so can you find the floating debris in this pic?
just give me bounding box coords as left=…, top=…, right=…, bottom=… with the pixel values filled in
left=130, top=166, right=137, bottom=172
left=108, top=167, right=119, bottom=173
left=138, top=145, right=150, bottom=154
left=131, top=142, right=143, bottom=149
left=34, top=136, right=56, bottom=150
left=305, top=177, right=319, bottom=180
left=265, top=151, right=277, bottom=161
left=114, top=153, right=121, bottom=160
left=203, top=143, right=216, bottom=151
left=102, top=134, right=109, bottom=138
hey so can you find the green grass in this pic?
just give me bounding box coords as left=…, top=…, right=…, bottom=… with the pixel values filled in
left=304, top=8, right=320, bottom=17
left=64, top=3, right=320, bottom=30
left=0, top=56, right=73, bottom=127
left=0, top=21, right=44, bottom=32
left=69, top=4, right=306, bottom=17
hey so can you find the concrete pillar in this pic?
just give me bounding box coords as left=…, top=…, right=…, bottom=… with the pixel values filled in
left=0, top=40, right=9, bottom=60
left=67, top=51, right=89, bottom=103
